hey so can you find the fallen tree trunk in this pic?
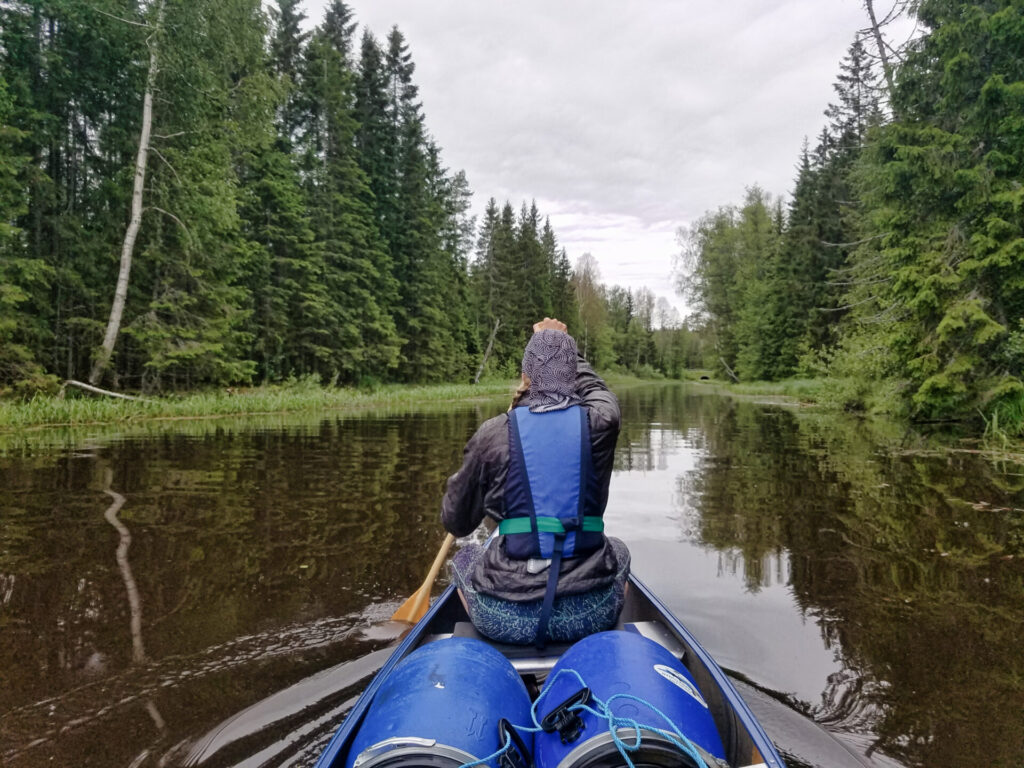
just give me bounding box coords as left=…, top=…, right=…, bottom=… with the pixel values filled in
left=61, top=379, right=153, bottom=402
left=719, top=357, right=740, bottom=383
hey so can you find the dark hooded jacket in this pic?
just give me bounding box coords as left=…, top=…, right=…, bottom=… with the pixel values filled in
left=440, top=354, right=624, bottom=602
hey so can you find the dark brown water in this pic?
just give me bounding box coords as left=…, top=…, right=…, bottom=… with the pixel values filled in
left=1, top=386, right=1023, bottom=768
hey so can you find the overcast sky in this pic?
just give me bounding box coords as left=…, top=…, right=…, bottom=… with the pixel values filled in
left=305, top=0, right=896, bottom=316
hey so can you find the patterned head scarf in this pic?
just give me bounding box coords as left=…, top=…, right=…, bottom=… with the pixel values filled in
left=521, top=329, right=581, bottom=412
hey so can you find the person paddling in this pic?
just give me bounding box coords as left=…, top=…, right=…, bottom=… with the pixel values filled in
left=441, top=317, right=630, bottom=646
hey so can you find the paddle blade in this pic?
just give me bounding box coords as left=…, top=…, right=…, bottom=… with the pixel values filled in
left=391, top=533, right=455, bottom=624
left=391, top=585, right=431, bottom=624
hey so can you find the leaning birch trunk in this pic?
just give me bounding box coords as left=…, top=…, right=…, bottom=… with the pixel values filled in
left=864, top=0, right=897, bottom=104
left=473, top=318, right=501, bottom=384
left=89, top=0, right=165, bottom=386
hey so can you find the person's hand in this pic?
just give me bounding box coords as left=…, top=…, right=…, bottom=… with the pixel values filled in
left=533, top=317, right=567, bottom=333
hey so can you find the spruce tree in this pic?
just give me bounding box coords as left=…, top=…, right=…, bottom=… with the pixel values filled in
left=322, top=0, right=358, bottom=60
left=269, top=0, right=309, bottom=146
left=848, top=0, right=1024, bottom=418
left=235, top=68, right=316, bottom=382
left=0, top=69, right=50, bottom=392
left=354, top=31, right=391, bottom=235
left=1, top=0, right=148, bottom=385
left=517, top=200, right=551, bottom=321
left=543, top=219, right=577, bottom=325
left=300, top=25, right=401, bottom=382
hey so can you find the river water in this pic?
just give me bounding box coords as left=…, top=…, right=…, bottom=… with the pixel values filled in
left=1, top=384, right=1022, bottom=768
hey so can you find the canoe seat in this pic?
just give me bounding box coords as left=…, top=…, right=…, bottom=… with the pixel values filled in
left=450, top=621, right=570, bottom=673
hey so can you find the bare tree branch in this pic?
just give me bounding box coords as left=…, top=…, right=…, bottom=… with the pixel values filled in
left=827, top=276, right=893, bottom=287
left=90, top=7, right=152, bottom=28
left=820, top=295, right=881, bottom=312
left=61, top=379, right=153, bottom=402
left=821, top=232, right=890, bottom=248
left=864, top=0, right=898, bottom=101
left=149, top=146, right=181, bottom=185
left=719, top=357, right=740, bottom=383
left=147, top=206, right=191, bottom=241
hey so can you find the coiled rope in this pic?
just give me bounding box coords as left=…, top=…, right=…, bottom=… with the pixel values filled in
left=458, top=667, right=710, bottom=768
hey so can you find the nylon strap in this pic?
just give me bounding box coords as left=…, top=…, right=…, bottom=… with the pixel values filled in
left=535, top=533, right=565, bottom=650
left=498, top=516, right=604, bottom=535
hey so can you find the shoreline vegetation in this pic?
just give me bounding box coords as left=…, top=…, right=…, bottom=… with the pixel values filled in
left=5, top=3, right=1021, bottom=440
left=0, top=377, right=516, bottom=432
left=3, top=374, right=1022, bottom=460
left=0, top=370, right=670, bottom=432
left=0, top=1, right=696, bottom=414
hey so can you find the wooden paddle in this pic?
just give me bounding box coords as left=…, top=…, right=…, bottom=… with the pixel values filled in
left=391, top=533, right=455, bottom=623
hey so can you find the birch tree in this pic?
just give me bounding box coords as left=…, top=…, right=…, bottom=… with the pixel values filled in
left=89, top=0, right=165, bottom=386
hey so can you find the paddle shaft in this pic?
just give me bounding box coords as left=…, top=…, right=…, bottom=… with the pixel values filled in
left=393, top=532, right=455, bottom=623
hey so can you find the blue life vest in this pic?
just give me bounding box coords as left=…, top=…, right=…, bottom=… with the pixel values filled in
left=500, top=405, right=605, bottom=558
left=498, top=405, right=605, bottom=645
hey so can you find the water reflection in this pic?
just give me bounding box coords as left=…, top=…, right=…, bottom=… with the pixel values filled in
left=1, top=389, right=1022, bottom=767
left=611, top=386, right=1024, bottom=767
left=101, top=463, right=170, bottom=766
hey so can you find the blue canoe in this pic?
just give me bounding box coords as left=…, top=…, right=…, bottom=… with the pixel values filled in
left=316, top=573, right=786, bottom=768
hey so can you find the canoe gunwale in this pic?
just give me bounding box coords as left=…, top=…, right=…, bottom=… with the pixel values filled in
left=314, top=584, right=456, bottom=768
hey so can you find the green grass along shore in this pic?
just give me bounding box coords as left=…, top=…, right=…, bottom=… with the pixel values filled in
left=3, top=373, right=1022, bottom=459
left=0, top=372, right=675, bottom=431
left=0, top=378, right=518, bottom=431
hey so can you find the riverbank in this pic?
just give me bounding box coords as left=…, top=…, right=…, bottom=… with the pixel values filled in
left=712, top=377, right=828, bottom=402
left=705, top=374, right=1024, bottom=455
left=0, top=370, right=664, bottom=431
left=0, top=378, right=519, bottom=431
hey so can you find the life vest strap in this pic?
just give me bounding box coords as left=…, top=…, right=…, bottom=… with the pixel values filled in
left=498, top=516, right=604, bottom=536
left=535, top=533, right=565, bottom=649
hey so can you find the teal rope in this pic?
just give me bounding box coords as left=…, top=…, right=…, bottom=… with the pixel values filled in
left=593, top=693, right=710, bottom=768
left=456, top=666, right=711, bottom=768
left=457, top=730, right=513, bottom=768
left=533, top=668, right=710, bottom=768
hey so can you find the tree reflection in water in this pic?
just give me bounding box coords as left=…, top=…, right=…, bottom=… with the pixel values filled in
left=0, top=393, right=1021, bottom=767
left=101, top=462, right=169, bottom=761
left=623, top=386, right=1024, bottom=767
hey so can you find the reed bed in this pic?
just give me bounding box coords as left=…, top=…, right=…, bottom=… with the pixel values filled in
left=716, top=377, right=828, bottom=401
left=0, top=379, right=517, bottom=431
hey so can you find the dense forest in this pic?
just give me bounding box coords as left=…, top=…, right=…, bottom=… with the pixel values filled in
left=0, top=0, right=695, bottom=397
left=4, top=0, right=1022, bottom=435
left=679, top=0, right=1024, bottom=430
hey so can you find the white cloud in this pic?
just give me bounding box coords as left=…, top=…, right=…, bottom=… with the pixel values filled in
left=304, top=0, right=900, bottom=315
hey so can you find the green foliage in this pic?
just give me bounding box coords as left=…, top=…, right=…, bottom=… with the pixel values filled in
left=300, top=26, right=401, bottom=382
left=846, top=0, right=1024, bottom=421
left=0, top=377, right=513, bottom=431
left=0, top=70, right=48, bottom=392
left=0, top=1, right=532, bottom=394
left=680, top=187, right=790, bottom=381
left=681, top=5, right=1024, bottom=434
left=0, top=0, right=779, bottom=396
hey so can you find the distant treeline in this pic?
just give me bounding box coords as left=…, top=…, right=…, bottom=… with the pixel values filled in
left=0, top=1, right=696, bottom=397
left=679, top=0, right=1024, bottom=429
